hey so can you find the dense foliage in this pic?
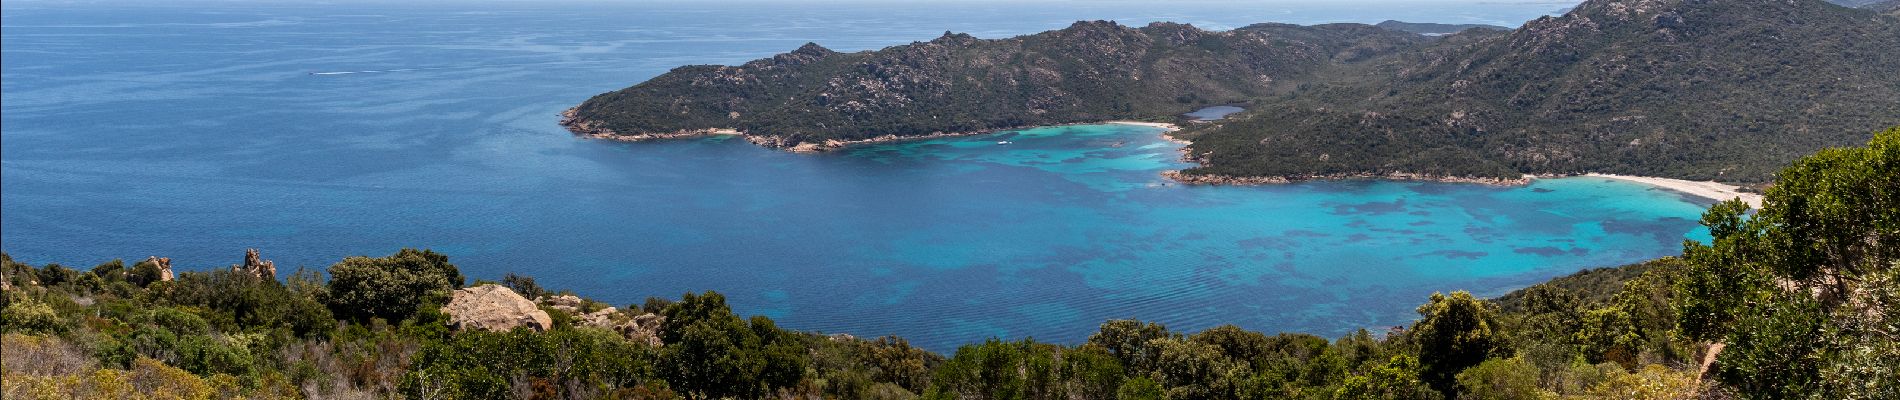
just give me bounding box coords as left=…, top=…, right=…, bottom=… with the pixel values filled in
left=1674, top=127, right=1900, bottom=398
left=0, top=253, right=1703, bottom=399
left=5, top=129, right=1897, bottom=398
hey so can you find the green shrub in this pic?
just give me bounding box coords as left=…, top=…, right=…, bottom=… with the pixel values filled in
left=2, top=297, right=65, bottom=334
left=325, top=249, right=462, bottom=323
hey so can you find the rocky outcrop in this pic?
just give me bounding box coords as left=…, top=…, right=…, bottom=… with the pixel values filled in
left=231, top=248, right=276, bottom=280
left=441, top=285, right=553, bottom=332
left=540, top=294, right=586, bottom=310
left=145, top=256, right=174, bottom=282
left=538, top=295, right=666, bottom=346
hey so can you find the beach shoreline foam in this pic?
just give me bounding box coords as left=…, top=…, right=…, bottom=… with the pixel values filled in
left=1579, top=173, right=1763, bottom=208
left=1104, top=120, right=1180, bottom=131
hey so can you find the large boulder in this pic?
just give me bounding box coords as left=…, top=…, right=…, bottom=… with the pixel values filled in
left=441, top=284, right=552, bottom=332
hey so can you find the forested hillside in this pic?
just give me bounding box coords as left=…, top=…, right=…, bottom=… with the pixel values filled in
left=1176, top=0, right=1900, bottom=183
left=571, top=0, right=1900, bottom=183
left=6, top=127, right=1898, bottom=399
left=564, top=21, right=1431, bottom=150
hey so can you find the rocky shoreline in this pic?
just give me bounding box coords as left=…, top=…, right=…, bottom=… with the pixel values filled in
left=1161, top=170, right=1533, bottom=186
left=559, top=108, right=741, bottom=141
left=562, top=107, right=1020, bottom=151
left=744, top=129, right=1006, bottom=153
left=561, top=109, right=1193, bottom=154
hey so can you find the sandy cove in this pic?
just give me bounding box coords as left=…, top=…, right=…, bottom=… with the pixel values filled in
left=1580, top=173, right=1763, bottom=208
left=1148, top=124, right=1763, bottom=202
left=1166, top=168, right=1762, bottom=207
left=564, top=113, right=1763, bottom=205
left=1105, top=120, right=1180, bottom=131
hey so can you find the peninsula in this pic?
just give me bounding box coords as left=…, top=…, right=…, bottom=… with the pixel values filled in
left=565, top=0, right=1900, bottom=185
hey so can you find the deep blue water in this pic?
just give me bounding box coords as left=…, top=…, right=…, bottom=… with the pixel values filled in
left=0, top=1, right=1706, bottom=351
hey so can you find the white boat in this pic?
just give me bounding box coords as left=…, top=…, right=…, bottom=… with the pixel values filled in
left=997, top=141, right=1012, bottom=145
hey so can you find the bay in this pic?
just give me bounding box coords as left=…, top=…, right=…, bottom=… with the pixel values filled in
left=0, top=0, right=1705, bottom=351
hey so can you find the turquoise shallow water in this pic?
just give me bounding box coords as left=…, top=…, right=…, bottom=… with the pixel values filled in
left=0, top=1, right=1704, bottom=351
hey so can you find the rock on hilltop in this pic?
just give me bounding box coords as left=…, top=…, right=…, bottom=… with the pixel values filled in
left=441, top=285, right=553, bottom=332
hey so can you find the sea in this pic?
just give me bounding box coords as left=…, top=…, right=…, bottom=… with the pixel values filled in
left=0, top=0, right=1706, bottom=351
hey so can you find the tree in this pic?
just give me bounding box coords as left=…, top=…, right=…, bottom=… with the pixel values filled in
left=863, top=336, right=933, bottom=393
left=324, top=248, right=463, bottom=322
left=1504, top=285, right=1583, bottom=378
left=657, top=291, right=806, bottom=399
left=1151, top=337, right=1242, bottom=400
left=1454, top=356, right=1545, bottom=400
left=930, top=338, right=1032, bottom=400
left=1062, top=345, right=1125, bottom=400
left=1676, top=127, right=1900, bottom=399
left=1087, top=319, right=1175, bottom=376
left=1332, top=355, right=1440, bottom=400
left=1, top=297, right=64, bottom=334
left=499, top=273, right=544, bottom=300
left=1189, top=325, right=1272, bottom=369
left=36, top=263, right=78, bottom=288
left=127, top=259, right=165, bottom=287
left=89, top=259, right=126, bottom=282
left=1116, top=377, right=1165, bottom=400
left=1411, top=291, right=1507, bottom=397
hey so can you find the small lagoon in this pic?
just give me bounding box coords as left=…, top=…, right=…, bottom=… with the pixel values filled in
left=1185, top=105, right=1246, bottom=121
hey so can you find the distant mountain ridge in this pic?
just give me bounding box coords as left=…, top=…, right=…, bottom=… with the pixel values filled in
left=566, top=0, right=1900, bottom=183
left=1862, top=0, right=1900, bottom=14
left=1373, top=20, right=1511, bottom=35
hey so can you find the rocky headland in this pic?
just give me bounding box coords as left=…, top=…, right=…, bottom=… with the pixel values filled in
left=566, top=0, right=1900, bottom=185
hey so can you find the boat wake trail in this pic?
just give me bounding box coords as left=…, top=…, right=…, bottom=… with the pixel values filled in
left=309, top=67, right=446, bottom=75
left=307, top=60, right=615, bottom=76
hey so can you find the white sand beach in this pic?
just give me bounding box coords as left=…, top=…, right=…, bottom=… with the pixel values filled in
left=1106, top=120, right=1180, bottom=131
left=1585, top=173, right=1763, bottom=208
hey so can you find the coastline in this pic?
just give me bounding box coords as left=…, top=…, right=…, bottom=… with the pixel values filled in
left=1146, top=123, right=1766, bottom=199
left=1104, top=120, right=1180, bottom=131
left=565, top=111, right=1770, bottom=202
left=1161, top=170, right=1534, bottom=186
left=559, top=108, right=743, bottom=141
left=749, top=130, right=1004, bottom=153
left=1150, top=124, right=1532, bottom=186
left=1580, top=173, right=1763, bottom=208
left=561, top=110, right=1192, bottom=153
